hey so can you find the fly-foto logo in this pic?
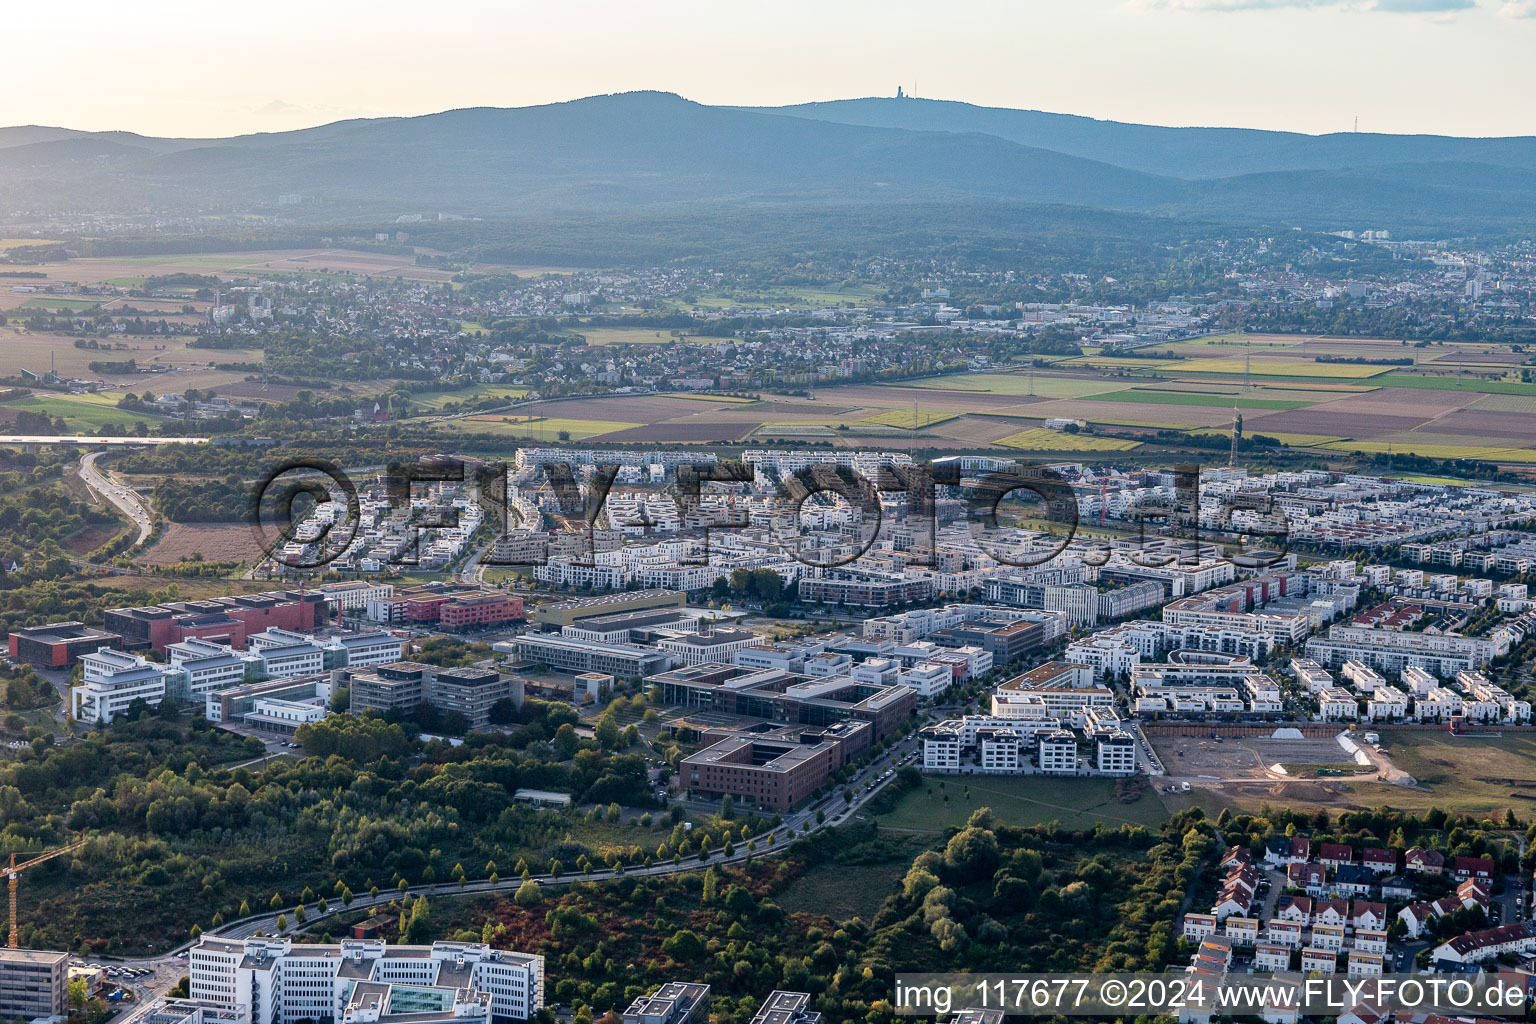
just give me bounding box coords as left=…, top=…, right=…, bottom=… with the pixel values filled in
left=247, top=453, right=1287, bottom=571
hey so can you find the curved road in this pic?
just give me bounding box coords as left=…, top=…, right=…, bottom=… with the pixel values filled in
left=79, top=451, right=154, bottom=544
left=110, top=736, right=920, bottom=988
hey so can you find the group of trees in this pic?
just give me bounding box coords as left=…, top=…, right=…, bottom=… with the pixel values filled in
left=438, top=807, right=1211, bottom=1024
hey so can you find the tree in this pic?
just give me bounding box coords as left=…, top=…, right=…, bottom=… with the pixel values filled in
left=404, top=895, right=431, bottom=944
left=514, top=879, right=542, bottom=907
left=662, top=929, right=704, bottom=961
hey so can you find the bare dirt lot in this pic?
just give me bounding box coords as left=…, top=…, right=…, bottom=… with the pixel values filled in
left=1153, top=734, right=1363, bottom=781
left=140, top=523, right=266, bottom=566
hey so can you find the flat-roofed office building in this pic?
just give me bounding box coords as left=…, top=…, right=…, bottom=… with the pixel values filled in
left=0, top=948, right=68, bottom=1021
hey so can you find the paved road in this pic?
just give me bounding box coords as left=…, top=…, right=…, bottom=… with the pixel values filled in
left=79, top=451, right=154, bottom=544
left=106, top=736, right=921, bottom=985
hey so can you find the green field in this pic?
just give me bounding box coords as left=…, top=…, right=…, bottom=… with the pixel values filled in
left=21, top=296, right=100, bottom=311
left=407, top=385, right=530, bottom=412
left=996, top=428, right=1141, bottom=451
left=877, top=776, right=1169, bottom=832
left=1, top=394, right=160, bottom=431
left=1343, top=732, right=1536, bottom=818
left=896, top=373, right=1130, bottom=398
left=1377, top=374, right=1536, bottom=396
left=1096, top=389, right=1313, bottom=411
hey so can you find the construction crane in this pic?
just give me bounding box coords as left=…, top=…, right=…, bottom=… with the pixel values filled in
left=2, top=839, right=86, bottom=948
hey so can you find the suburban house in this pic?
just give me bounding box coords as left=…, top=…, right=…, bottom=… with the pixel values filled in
left=1287, top=863, right=1326, bottom=896
left=1318, top=844, right=1354, bottom=870
left=1275, top=895, right=1313, bottom=925
left=1265, top=836, right=1311, bottom=867
left=1405, top=847, right=1445, bottom=875
left=1451, top=856, right=1496, bottom=883
left=1361, top=848, right=1396, bottom=874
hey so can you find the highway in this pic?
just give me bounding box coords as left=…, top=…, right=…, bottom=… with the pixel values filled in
left=79, top=450, right=154, bottom=544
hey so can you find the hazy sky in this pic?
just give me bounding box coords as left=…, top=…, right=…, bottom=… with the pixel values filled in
left=11, top=0, right=1536, bottom=138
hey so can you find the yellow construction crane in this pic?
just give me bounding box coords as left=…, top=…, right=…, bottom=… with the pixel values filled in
left=2, top=839, right=86, bottom=948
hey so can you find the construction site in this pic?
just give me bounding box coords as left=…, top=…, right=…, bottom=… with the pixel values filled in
left=1149, top=726, right=1417, bottom=788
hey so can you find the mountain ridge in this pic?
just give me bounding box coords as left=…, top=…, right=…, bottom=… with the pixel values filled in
left=1, top=91, right=1532, bottom=234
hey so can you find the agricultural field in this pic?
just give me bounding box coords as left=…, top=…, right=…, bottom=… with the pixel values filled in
left=1319, top=439, right=1536, bottom=461
left=656, top=392, right=758, bottom=403
left=0, top=329, right=264, bottom=391
left=897, top=372, right=1131, bottom=398
left=858, top=409, right=959, bottom=429
left=406, top=384, right=530, bottom=412
left=1093, top=389, right=1314, bottom=411
left=579, top=327, right=729, bottom=346
left=994, top=428, right=1141, bottom=451
left=1167, top=357, right=1394, bottom=378
left=1375, top=373, right=1536, bottom=395
left=443, top=415, right=644, bottom=440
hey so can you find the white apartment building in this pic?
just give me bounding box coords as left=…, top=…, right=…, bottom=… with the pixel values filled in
left=189, top=937, right=543, bottom=1024
left=1415, top=686, right=1463, bottom=721
left=1317, top=687, right=1359, bottom=722
left=896, top=662, right=953, bottom=700
left=1093, top=729, right=1138, bottom=774
left=1037, top=730, right=1079, bottom=774
left=1366, top=684, right=1409, bottom=721
left=1063, top=635, right=1140, bottom=681
left=1400, top=665, right=1438, bottom=697
left=1289, top=658, right=1334, bottom=695
left=73, top=647, right=168, bottom=723
left=1340, top=661, right=1386, bottom=693
left=1305, top=625, right=1497, bottom=676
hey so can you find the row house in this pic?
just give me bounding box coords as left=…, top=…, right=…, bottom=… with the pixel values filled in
left=1183, top=913, right=1218, bottom=942
left=1299, top=948, right=1337, bottom=974
left=1433, top=920, right=1536, bottom=964
left=1266, top=920, right=1304, bottom=948
left=1346, top=951, right=1384, bottom=977
left=1223, top=917, right=1259, bottom=945
left=1274, top=896, right=1313, bottom=926
left=1253, top=943, right=1291, bottom=972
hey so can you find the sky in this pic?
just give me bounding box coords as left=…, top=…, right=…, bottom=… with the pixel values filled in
left=8, top=0, right=1535, bottom=139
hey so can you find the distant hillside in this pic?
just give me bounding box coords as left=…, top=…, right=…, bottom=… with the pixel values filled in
left=2, top=91, right=1534, bottom=235
left=756, top=96, right=1536, bottom=179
